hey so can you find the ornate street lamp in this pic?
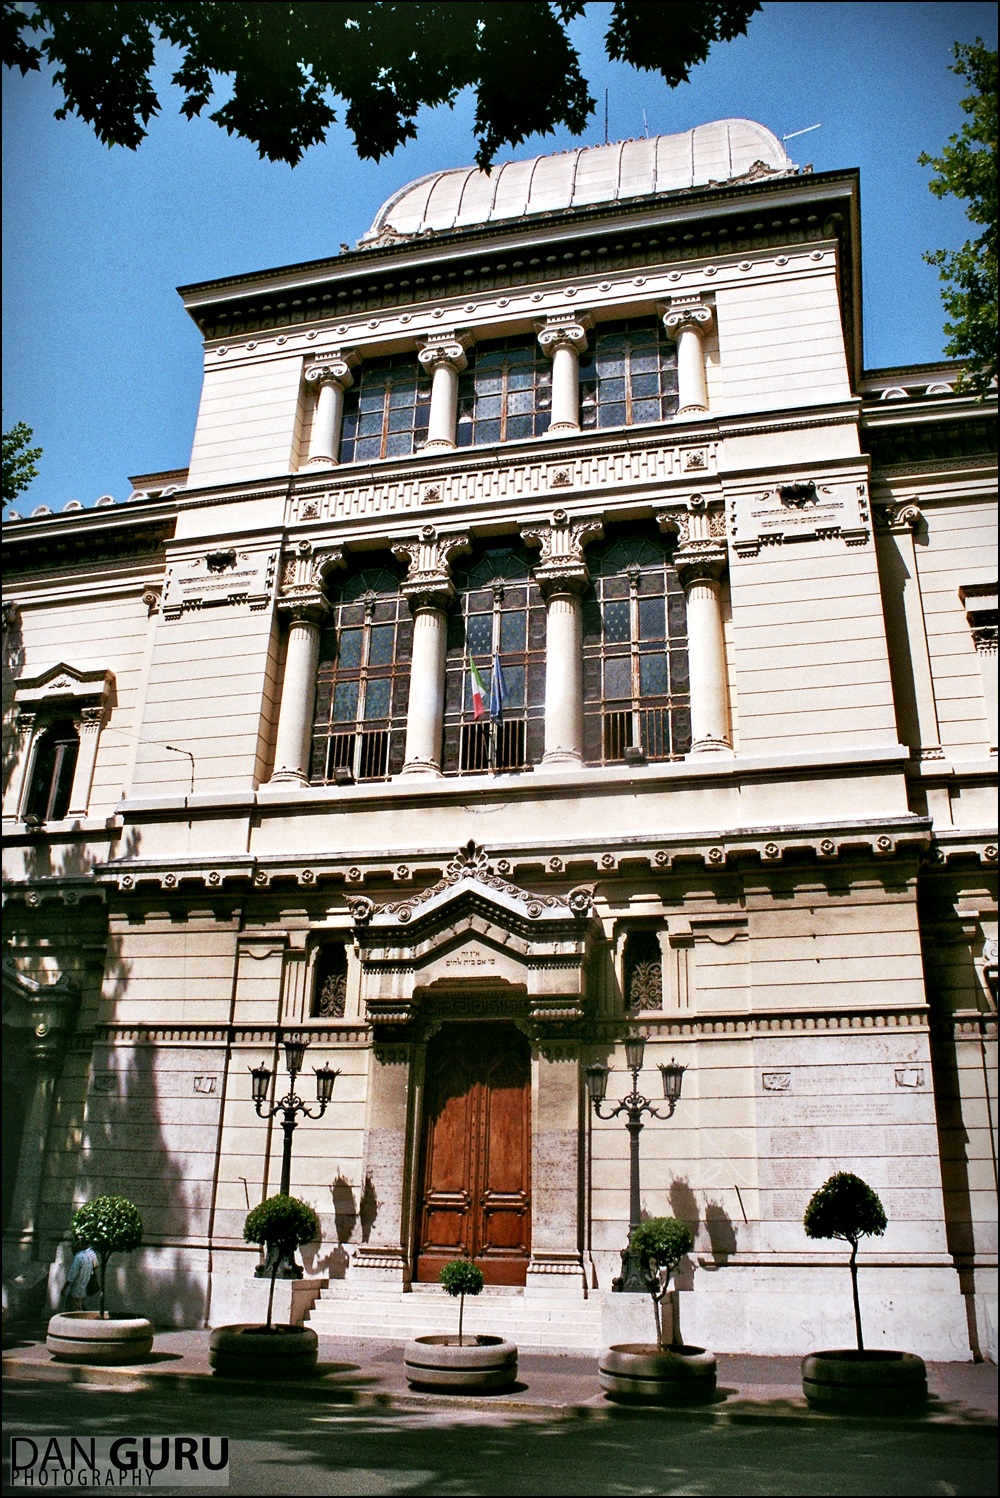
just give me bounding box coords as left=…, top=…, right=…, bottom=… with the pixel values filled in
left=250, top=1037, right=339, bottom=1277
left=586, top=1032, right=685, bottom=1293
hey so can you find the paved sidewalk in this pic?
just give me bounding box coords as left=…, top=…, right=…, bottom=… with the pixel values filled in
left=3, top=1325, right=996, bottom=1428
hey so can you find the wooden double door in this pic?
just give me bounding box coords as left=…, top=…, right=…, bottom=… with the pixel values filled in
left=415, top=1022, right=531, bottom=1285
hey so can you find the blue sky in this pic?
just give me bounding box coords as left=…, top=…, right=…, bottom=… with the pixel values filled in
left=3, top=1, right=996, bottom=516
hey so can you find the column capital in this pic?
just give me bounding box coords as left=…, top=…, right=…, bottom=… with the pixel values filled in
left=673, top=545, right=728, bottom=587
left=536, top=314, right=592, bottom=357
left=660, top=298, right=714, bottom=340
left=392, top=526, right=471, bottom=610
left=78, top=705, right=104, bottom=731
left=881, top=501, right=924, bottom=533
left=522, top=510, right=603, bottom=595
left=276, top=592, right=330, bottom=627
left=417, top=331, right=473, bottom=374
left=304, top=349, right=360, bottom=390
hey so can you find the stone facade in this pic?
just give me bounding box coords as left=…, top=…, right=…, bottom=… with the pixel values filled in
left=3, top=121, right=996, bottom=1359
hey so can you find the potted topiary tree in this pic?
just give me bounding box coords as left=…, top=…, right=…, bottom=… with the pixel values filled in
left=46, top=1196, right=154, bottom=1365
left=404, top=1258, right=518, bottom=1392
left=599, top=1216, right=717, bottom=1404
left=209, top=1194, right=321, bottom=1380
left=801, top=1172, right=926, bottom=1412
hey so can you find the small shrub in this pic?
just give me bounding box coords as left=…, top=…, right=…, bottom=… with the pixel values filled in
left=630, top=1217, right=694, bottom=1348
left=69, top=1196, right=143, bottom=1318
left=244, top=1195, right=320, bottom=1330
left=804, top=1172, right=887, bottom=1351
left=439, top=1258, right=484, bottom=1344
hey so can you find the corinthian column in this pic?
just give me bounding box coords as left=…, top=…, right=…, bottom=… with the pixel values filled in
left=392, top=527, right=471, bottom=777
left=522, top=511, right=603, bottom=769
left=304, top=351, right=360, bottom=466
left=537, top=315, right=592, bottom=435
left=662, top=300, right=714, bottom=416
left=661, top=501, right=732, bottom=755
left=418, top=333, right=472, bottom=451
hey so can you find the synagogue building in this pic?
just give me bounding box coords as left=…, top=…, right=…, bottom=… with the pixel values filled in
left=3, top=119, right=996, bottom=1358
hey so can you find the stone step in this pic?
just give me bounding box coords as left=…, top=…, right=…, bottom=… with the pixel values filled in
left=308, top=1286, right=604, bottom=1351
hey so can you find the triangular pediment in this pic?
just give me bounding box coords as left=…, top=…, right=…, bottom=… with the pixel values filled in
left=14, top=662, right=114, bottom=707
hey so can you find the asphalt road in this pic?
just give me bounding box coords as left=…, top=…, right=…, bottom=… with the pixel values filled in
left=3, top=1380, right=996, bottom=1497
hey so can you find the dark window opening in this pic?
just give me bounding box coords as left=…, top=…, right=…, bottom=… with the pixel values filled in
left=623, top=930, right=663, bottom=1013
left=24, top=719, right=79, bottom=822
left=313, top=943, right=348, bottom=1018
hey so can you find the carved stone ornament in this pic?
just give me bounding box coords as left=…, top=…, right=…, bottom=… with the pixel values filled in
left=304, top=349, right=359, bottom=390
left=162, top=548, right=277, bottom=617
left=536, top=314, right=592, bottom=357
left=661, top=298, right=714, bottom=339
left=417, top=331, right=473, bottom=374
left=521, top=512, right=604, bottom=596
left=392, top=526, right=471, bottom=610
left=2, top=954, right=81, bottom=1065
left=279, top=543, right=346, bottom=599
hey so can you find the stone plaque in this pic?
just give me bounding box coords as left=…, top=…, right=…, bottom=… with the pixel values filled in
left=730, top=481, right=870, bottom=556
left=162, top=549, right=277, bottom=618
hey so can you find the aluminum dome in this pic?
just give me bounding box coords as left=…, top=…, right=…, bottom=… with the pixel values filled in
left=360, top=120, right=796, bottom=247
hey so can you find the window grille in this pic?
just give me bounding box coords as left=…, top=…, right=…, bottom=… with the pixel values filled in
left=456, top=339, right=552, bottom=448
left=24, top=718, right=79, bottom=822
left=313, top=943, right=348, bottom=1018
left=340, top=355, right=431, bottom=463
left=623, top=930, right=664, bottom=1012
left=579, top=319, right=678, bottom=431
left=442, top=546, right=545, bottom=774
left=583, top=529, right=690, bottom=764
left=311, top=565, right=411, bottom=783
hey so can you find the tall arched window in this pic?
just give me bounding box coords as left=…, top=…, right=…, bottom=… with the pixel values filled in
left=579, top=319, right=678, bottom=431
left=24, top=719, right=79, bottom=821
left=456, top=338, right=552, bottom=448
left=443, top=546, right=546, bottom=773
left=583, top=530, right=690, bottom=764
left=311, top=565, right=412, bottom=782
left=339, top=355, right=431, bottom=463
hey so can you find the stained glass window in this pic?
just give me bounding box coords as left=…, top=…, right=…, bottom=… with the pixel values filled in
left=311, top=564, right=412, bottom=782
left=582, top=529, right=690, bottom=764
left=456, top=339, right=552, bottom=448
left=579, top=319, right=678, bottom=431
left=340, top=355, right=431, bottom=463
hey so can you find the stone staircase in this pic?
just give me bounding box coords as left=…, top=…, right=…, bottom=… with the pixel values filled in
left=307, top=1282, right=604, bottom=1352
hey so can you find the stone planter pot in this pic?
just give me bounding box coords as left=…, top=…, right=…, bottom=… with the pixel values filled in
left=802, top=1350, right=927, bottom=1413
left=209, top=1324, right=319, bottom=1380
left=404, top=1335, right=518, bottom=1392
left=46, top=1312, right=154, bottom=1366
left=599, top=1343, right=718, bottom=1404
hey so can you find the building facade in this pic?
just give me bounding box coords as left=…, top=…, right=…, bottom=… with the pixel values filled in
left=3, top=120, right=997, bottom=1358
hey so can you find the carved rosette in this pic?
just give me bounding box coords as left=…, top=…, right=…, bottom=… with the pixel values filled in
left=391, top=526, right=471, bottom=612
left=521, top=511, right=604, bottom=598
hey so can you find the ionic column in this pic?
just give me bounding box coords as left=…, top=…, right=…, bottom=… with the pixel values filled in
left=392, top=527, right=471, bottom=777
left=66, top=705, right=103, bottom=817
left=662, top=300, right=714, bottom=415
left=303, top=352, right=359, bottom=466
left=3, top=710, right=37, bottom=821
left=523, top=512, right=603, bottom=769
left=417, top=333, right=472, bottom=451
left=268, top=597, right=330, bottom=783
left=537, top=316, right=592, bottom=435
left=661, top=500, right=732, bottom=755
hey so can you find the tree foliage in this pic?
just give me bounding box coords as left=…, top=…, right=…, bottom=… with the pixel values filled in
left=804, top=1172, right=886, bottom=1351
left=69, top=1195, right=143, bottom=1317
left=919, top=40, right=998, bottom=396
left=439, top=1256, right=484, bottom=1344
left=630, top=1215, right=693, bottom=1347
left=2, top=421, right=42, bottom=504
left=3, top=2, right=760, bottom=170
left=243, top=1194, right=320, bottom=1330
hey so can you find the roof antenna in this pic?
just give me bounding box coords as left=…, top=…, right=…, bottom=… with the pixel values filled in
left=604, top=90, right=609, bottom=145
left=783, top=124, right=822, bottom=142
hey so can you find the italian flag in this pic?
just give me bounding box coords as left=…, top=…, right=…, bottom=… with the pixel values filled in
left=469, top=658, right=489, bottom=720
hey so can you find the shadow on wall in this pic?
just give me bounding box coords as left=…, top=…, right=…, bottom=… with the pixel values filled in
left=668, top=1177, right=739, bottom=1287
left=2, top=606, right=25, bottom=796
left=313, top=1172, right=379, bottom=1280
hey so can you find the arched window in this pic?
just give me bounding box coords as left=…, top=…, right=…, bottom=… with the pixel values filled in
left=340, top=355, right=431, bottom=463
left=443, top=545, right=546, bottom=773
left=456, top=338, right=552, bottom=448
left=310, top=564, right=412, bottom=783
left=579, top=319, right=678, bottom=431
left=24, top=719, right=79, bottom=822
left=583, top=529, right=690, bottom=764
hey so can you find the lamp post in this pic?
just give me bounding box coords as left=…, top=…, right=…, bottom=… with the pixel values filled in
left=250, top=1036, right=338, bottom=1278
left=586, top=1033, right=685, bottom=1293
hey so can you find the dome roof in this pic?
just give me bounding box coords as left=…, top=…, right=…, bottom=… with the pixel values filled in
left=360, top=120, right=796, bottom=248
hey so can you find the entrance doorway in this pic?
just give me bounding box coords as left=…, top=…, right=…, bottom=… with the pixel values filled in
left=415, top=1022, right=531, bottom=1285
